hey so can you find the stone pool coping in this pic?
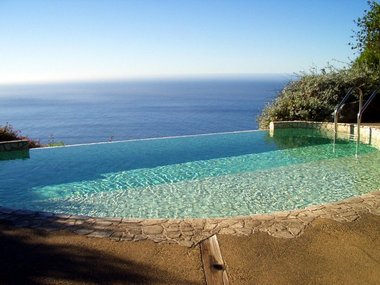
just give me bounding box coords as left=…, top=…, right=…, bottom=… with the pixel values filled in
left=1, top=191, right=379, bottom=247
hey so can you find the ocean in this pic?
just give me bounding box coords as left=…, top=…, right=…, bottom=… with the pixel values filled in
left=0, top=77, right=287, bottom=145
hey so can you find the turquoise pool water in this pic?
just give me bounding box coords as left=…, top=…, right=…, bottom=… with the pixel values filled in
left=0, top=129, right=379, bottom=218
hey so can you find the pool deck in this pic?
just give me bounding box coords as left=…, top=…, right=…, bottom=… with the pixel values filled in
left=1, top=190, right=379, bottom=248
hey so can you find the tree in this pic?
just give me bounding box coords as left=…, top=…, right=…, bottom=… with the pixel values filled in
left=351, top=1, right=380, bottom=69
left=257, top=2, right=380, bottom=128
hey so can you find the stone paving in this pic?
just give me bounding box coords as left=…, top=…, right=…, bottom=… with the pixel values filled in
left=0, top=190, right=379, bottom=247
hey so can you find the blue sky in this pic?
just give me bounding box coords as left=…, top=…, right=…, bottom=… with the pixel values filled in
left=0, top=0, right=370, bottom=84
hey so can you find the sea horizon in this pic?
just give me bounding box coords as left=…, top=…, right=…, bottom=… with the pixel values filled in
left=0, top=73, right=292, bottom=87
left=0, top=77, right=288, bottom=145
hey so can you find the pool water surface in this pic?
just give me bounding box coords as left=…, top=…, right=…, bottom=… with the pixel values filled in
left=0, top=129, right=379, bottom=218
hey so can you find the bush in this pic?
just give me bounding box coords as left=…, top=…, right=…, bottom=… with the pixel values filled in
left=0, top=123, right=41, bottom=148
left=257, top=64, right=380, bottom=129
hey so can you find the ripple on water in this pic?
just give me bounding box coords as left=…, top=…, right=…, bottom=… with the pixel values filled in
left=27, top=149, right=380, bottom=218
left=1, top=129, right=379, bottom=218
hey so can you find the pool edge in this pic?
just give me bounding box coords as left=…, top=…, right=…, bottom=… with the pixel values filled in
left=1, top=190, right=379, bottom=247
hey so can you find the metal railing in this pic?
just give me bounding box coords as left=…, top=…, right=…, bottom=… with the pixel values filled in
left=357, top=87, right=379, bottom=147
left=333, top=87, right=363, bottom=143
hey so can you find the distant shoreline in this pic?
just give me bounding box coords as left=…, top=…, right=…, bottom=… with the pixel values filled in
left=0, top=73, right=292, bottom=87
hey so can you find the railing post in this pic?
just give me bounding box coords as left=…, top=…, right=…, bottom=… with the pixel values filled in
left=333, top=109, right=338, bottom=149
left=356, top=87, right=379, bottom=156
left=356, top=88, right=363, bottom=157
left=333, top=87, right=362, bottom=154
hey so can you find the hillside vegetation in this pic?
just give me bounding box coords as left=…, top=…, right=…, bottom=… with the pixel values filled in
left=258, top=1, right=380, bottom=128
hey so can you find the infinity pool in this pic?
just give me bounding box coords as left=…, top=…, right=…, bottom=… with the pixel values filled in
left=0, top=129, right=379, bottom=218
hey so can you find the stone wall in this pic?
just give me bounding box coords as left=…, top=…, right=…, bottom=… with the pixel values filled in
left=0, top=140, right=29, bottom=152
left=269, top=121, right=380, bottom=150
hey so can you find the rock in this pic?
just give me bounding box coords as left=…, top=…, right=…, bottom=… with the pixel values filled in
left=181, top=230, right=194, bottom=236
left=87, top=230, right=113, bottom=238
left=143, top=225, right=163, bottom=235
left=229, top=222, right=244, bottom=229
left=141, top=220, right=161, bottom=226
left=287, top=224, right=304, bottom=236
left=110, top=231, right=124, bottom=241
left=73, top=228, right=94, bottom=235
left=166, top=231, right=181, bottom=239
left=119, top=232, right=135, bottom=241
left=235, top=228, right=252, bottom=236
left=271, top=230, right=294, bottom=239
left=244, top=219, right=262, bottom=228
left=219, top=228, right=236, bottom=235
left=178, top=240, right=194, bottom=247
left=94, top=220, right=113, bottom=226
left=204, top=223, right=218, bottom=231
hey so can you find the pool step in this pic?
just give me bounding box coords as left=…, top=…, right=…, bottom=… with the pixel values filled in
left=200, top=235, right=229, bottom=285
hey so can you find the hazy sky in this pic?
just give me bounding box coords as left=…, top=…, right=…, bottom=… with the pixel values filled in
left=0, top=0, right=369, bottom=84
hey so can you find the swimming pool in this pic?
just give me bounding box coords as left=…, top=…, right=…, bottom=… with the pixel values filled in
left=0, top=129, right=379, bottom=219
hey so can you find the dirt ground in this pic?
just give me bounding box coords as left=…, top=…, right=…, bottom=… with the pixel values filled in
left=0, top=222, right=205, bottom=285
left=219, top=213, right=380, bottom=285
left=0, top=214, right=379, bottom=285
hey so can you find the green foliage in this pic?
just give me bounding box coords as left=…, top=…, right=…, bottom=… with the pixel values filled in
left=47, top=134, right=65, bottom=147
left=47, top=141, right=65, bottom=147
left=258, top=2, right=380, bottom=129
left=0, top=123, right=41, bottom=148
left=351, top=1, right=380, bottom=69
left=0, top=123, right=19, bottom=142
left=257, top=65, right=380, bottom=129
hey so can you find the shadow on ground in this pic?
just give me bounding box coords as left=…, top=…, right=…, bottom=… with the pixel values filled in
left=0, top=221, right=204, bottom=285
left=219, top=213, right=380, bottom=285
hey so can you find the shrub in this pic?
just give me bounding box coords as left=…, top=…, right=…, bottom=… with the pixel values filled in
left=257, top=64, right=380, bottom=129
left=258, top=2, right=380, bottom=129
left=0, top=123, right=41, bottom=148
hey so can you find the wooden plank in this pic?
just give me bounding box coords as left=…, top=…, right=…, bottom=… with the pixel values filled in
left=200, top=235, right=229, bottom=285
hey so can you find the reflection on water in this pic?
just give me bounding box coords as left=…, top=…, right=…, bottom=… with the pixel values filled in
left=0, top=150, right=29, bottom=161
